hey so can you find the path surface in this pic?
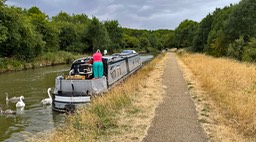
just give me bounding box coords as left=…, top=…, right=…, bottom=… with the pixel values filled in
left=143, top=53, right=208, bottom=142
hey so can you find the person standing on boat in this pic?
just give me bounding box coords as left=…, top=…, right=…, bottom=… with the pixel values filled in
left=92, top=49, right=103, bottom=78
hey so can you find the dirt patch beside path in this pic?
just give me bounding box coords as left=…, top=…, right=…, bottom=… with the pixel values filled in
left=107, top=52, right=168, bottom=142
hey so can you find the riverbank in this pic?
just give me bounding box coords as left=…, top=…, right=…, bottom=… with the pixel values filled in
left=0, top=51, right=83, bottom=73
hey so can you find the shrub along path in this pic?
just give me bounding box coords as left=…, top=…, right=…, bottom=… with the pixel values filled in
left=143, top=52, right=208, bottom=142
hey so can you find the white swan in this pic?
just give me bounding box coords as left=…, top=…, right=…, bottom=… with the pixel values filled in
left=3, top=109, right=16, bottom=114
left=6, top=92, right=24, bottom=103
left=0, top=105, right=3, bottom=114
left=16, top=96, right=25, bottom=108
left=0, top=105, right=16, bottom=114
left=41, top=88, right=52, bottom=105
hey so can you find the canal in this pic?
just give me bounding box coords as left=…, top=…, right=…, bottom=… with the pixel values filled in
left=0, top=55, right=153, bottom=142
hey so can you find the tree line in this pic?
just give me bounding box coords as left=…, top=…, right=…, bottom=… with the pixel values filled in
left=0, top=0, right=173, bottom=62
left=172, top=0, right=256, bottom=62
left=2, top=0, right=254, bottom=63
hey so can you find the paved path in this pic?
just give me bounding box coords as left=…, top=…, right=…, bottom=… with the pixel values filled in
left=143, top=53, right=208, bottom=142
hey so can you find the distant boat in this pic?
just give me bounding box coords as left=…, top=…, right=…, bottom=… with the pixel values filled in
left=50, top=50, right=142, bottom=112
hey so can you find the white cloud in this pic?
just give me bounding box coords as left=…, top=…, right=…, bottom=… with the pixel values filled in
left=138, top=5, right=154, bottom=12
left=5, top=0, right=241, bottom=30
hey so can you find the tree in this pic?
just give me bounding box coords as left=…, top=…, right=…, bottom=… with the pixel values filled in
left=164, top=32, right=175, bottom=48
left=0, top=0, right=6, bottom=7
left=139, top=37, right=150, bottom=48
left=0, top=1, right=8, bottom=45
left=27, top=6, right=59, bottom=52
left=52, top=11, right=72, bottom=22
left=227, top=36, right=245, bottom=60
left=192, top=14, right=213, bottom=52
left=58, top=22, right=77, bottom=51
left=123, top=34, right=140, bottom=49
left=0, top=6, right=39, bottom=59
left=104, top=20, right=123, bottom=52
left=242, top=38, right=256, bottom=62
left=206, top=6, right=234, bottom=57
left=154, top=29, right=175, bottom=49
left=84, top=17, right=111, bottom=53
left=56, top=22, right=88, bottom=53
left=0, top=23, right=8, bottom=44
left=53, top=13, right=90, bottom=53
left=0, top=6, right=45, bottom=61
left=148, top=32, right=163, bottom=50
left=174, top=19, right=198, bottom=48
left=71, top=13, right=89, bottom=24
left=226, top=0, right=256, bottom=41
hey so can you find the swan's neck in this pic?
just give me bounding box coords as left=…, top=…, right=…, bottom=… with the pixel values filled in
left=48, top=89, right=52, bottom=99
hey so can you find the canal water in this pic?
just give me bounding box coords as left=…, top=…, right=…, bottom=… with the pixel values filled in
left=0, top=55, right=153, bottom=142
left=0, top=64, right=70, bottom=142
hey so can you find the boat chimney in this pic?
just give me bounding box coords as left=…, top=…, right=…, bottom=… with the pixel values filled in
left=104, top=50, right=107, bottom=55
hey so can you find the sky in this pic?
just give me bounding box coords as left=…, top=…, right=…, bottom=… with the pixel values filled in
left=5, top=0, right=241, bottom=30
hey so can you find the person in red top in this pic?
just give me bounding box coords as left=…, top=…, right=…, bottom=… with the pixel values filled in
left=92, top=49, right=103, bottom=78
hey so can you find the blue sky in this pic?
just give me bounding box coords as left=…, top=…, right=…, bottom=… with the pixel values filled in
left=5, top=0, right=240, bottom=30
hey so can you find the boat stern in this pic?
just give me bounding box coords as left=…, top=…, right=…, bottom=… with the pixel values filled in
left=52, top=76, right=107, bottom=112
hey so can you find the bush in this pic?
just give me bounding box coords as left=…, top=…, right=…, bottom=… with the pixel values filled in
left=227, top=37, right=245, bottom=60
left=242, top=38, right=256, bottom=62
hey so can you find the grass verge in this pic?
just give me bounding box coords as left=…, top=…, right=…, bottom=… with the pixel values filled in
left=177, top=52, right=256, bottom=142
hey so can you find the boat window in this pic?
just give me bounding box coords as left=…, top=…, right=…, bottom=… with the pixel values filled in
left=122, top=50, right=131, bottom=53
left=121, top=50, right=136, bottom=54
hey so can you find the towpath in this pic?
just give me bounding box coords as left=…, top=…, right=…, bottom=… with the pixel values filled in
left=142, top=53, right=208, bottom=142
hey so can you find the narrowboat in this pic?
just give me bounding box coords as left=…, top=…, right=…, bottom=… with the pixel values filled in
left=50, top=50, right=142, bottom=112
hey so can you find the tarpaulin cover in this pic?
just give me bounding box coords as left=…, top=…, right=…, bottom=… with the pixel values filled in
left=54, top=76, right=107, bottom=94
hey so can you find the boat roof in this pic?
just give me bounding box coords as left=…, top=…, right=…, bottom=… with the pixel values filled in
left=72, top=50, right=139, bottom=64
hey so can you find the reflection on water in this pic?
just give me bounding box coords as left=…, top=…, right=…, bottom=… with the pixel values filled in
left=0, top=55, right=153, bottom=141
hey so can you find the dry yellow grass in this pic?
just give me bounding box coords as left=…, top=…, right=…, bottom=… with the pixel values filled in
left=30, top=53, right=168, bottom=142
left=177, top=52, right=256, bottom=142
left=103, top=53, right=167, bottom=142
